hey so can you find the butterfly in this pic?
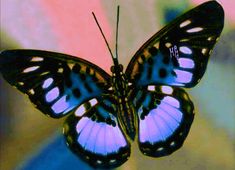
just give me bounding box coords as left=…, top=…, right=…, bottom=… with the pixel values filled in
left=0, top=1, right=224, bottom=169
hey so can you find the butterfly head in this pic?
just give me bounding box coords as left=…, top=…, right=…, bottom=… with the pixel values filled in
left=111, top=64, right=123, bottom=75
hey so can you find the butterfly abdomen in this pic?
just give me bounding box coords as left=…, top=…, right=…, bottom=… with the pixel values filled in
left=117, top=98, right=137, bottom=141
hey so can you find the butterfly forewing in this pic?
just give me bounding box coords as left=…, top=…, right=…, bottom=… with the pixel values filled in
left=131, top=86, right=194, bottom=156
left=126, top=1, right=224, bottom=88
left=0, top=50, right=111, bottom=118
left=63, top=95, right=130, bottom=168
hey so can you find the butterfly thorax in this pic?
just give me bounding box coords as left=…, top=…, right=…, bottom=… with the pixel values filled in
left=111, top=64, right=137, bottom=141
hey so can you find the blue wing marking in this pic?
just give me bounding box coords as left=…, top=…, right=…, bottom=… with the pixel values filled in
left=139, top=97, right=183, bottom=143
left=136, top=51, right=194, bottom=87
left=133, top=86, right=194, bottom=156
left=51, top=95, right=71, bottom=113
left=178, top=58, right=195, bottom=69
left=42, top=78, right=53, bottom=89
left=174, top=69, right=193, bottom=83
left=46, top=71, right=104, bottom=115
left=46, top=87, right=59, bottom=102
left=76, top=117, right=127, bottom=155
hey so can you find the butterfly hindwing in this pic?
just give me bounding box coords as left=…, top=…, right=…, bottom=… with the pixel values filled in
left=126, top=1, right=224, bottom=88
left=63, top=95, right=130, bottom=168
left=0, top=50, right=111, bottom=118
left=131, top=86, right=194, bottom=157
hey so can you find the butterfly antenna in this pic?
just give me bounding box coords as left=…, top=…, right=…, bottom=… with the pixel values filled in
left=92, top=12, right=116, bottom=62
left=115, top=6, right=120, bottom=60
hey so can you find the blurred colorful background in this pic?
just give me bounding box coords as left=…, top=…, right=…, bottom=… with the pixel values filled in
left=0, top=0, right=234, bottom=170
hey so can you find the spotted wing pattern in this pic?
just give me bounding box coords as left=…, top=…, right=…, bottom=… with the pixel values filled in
left=126, top=1, right=224, bottom=88
left=0, top=1, right=225, bottom=169
left=130, top=85, right=194, bottom=156
left=0, top=50, right=111, bottom=118
left=63, top=95, right=130, bottom=168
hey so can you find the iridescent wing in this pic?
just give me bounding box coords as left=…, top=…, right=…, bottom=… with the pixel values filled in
left=126, top=1, right=224, bottom=88
left=0, top=49, right=111, bottom=118
left=63, top=95, right=130, bottom=168
left=130, top=85, right=194, bottom=156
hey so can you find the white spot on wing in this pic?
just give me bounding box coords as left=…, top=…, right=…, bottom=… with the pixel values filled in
left=187, top=27, right=203, bottom=33
left=207, top=37, right=214, bottom=41
left=147, top=85, right=156, bottom=91
left=179, top=46, right=192, bottom=54
left=180, top=39, right=189, bottom=42
left=75, top=105, right=86, bottom=117
left=97, top=160, right=102, bottom=164
left=29, top=89, right=35, bottom=95
left=18, top=82, right=24, bottom=86
left=46, top=87, right=59, bottom=102
left=170, top=141, right=175, bottom=146
left=154, top=42, right=160, bottom=49
left=42, top=78, right=53, bottom=89
left=68, top=63, right=75, bottom=70
left=40, top=72, right=49, bottom=76
left=202, top=48, right=208, bottom=55
left=178, top=58, right=195, bottom=69
left=108, top=87, right=113, bottom=91
left=89, top=98, right=98, bottom=106
left=165, top=42, right=172, bottom=48
left=180, top=20, right=191, bottom=28
left=23, top=66, right=39, bottom=73
left=174, top=69, right=193, bottom=83
left=58, top=68, right=63, bottom=73
left=31, top=57, right=43, bottom=62
left=110, top=159, right=116, bottom=163
left=161, top=86, right=173, bottom=95
left=157, top=147, right=164, bottom=151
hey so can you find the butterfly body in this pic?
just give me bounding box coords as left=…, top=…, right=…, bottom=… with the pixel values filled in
left=110, top=63, right=138, bottom=141
left=0, top=1, right=224, bottom=169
